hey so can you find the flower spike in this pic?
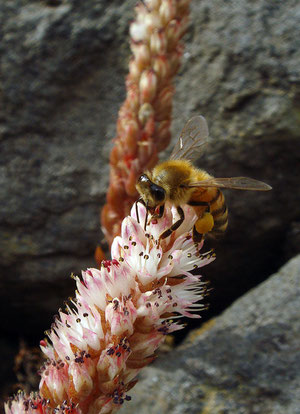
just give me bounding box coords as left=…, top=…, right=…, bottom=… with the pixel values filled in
left=37, top=203, right=215, bottom=413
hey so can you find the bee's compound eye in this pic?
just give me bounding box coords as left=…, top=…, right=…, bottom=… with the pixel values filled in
left=150, top=184, right=165, bottom=202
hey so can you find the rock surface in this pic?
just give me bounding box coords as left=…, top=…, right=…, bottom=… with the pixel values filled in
left=0, top=0, right=136, bottom=336
left=1, top=0, right=300, bottom=402
left=119, top=254, right=300, bottom=414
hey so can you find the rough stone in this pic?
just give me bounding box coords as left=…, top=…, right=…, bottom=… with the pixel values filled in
left=119, top=254, right=300, bottom=414
left=0, top=0, right=136, bottom=336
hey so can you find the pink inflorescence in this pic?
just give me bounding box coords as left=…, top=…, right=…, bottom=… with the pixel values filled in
left=35, top=203, right=214, bottom=414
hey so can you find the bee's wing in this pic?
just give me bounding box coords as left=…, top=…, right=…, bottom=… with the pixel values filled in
left=188, top=177, right=272, bottom=191
left=170, top=115, right=209, bottom=161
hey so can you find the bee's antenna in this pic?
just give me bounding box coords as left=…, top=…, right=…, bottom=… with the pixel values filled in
left=144, top=201, right=149, bottom=231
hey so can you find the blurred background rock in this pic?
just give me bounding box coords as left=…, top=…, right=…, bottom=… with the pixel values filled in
left=1, top=0, right=299, bottom=411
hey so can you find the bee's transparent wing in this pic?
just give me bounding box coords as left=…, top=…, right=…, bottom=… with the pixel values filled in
left=170, top=115, right=209, bottom=161
left=188, top=177, right=272, bottom=191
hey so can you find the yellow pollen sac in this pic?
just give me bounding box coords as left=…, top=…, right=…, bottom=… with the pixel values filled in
left=195, top=212, right=214, bottom=234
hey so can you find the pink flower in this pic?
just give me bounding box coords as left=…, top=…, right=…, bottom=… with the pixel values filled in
left=4, top=392, right=81, bottom=414
left=36, top=203, right=214, bottom=413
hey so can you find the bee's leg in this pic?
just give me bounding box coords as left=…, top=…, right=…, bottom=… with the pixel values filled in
left=193, top=226, right=204, bottom=243
left=159, top=206, right=184, bottom=240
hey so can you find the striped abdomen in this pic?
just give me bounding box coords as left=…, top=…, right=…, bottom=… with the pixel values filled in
left=209, top=189, right=228, bottom=238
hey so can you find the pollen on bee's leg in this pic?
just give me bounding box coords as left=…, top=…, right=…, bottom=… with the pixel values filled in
left=195, top=212, right=214, bottom=234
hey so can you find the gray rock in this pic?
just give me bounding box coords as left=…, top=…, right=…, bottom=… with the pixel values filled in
left=119, top=254, right=300, bottom=414
left=0, top=0, right=136, bottom=335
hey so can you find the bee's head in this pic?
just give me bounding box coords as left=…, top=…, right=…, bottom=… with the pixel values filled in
left=136, top=174, right=166, bottom=211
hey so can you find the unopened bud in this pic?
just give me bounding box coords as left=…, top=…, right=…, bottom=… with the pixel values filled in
left=125, top=86, right=139, bottom=114
left=150, top=29, right=167, bottom=54
left=139, top=69, right=157, bottom=103
left=154, top=85, right=174, bottom=121
left=144, top=114, right=155, bottom=137
left=166, top=19, right=181, bottom=48
left=153, top=55, right=170, bottom=85
left=143, top=11, right=161, bottom=34
left=130, top=21, right=147, bottom=42
left=138, top=139, right=157, bottom=167
left=110, top=146, right=121, bottom=167
left=131, top=43, right=151, bottom=70
left=107, top=181, right=124, bottom=210
left=125, top=169, right=139, bottom=197
left=123, top=120, right=139, bottom=156
left=159, top=0, right=176, bottom=26
left=145, top=0, right=160, bottom=10
left=129, top=58, right=141, bottom=82
left=138, top=103, right=154, bottom=126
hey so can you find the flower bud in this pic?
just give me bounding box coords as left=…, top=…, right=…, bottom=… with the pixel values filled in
left=166, top=19, right=182, bottom=48
left=143, top=11, right=161, bottom=34
left=138, top=139, right=157, bottom=167
left=130, top=21, right=147, bottom=42
left=146, top=116, right=156, bottom=139
left=122, top=119, right=139, bottom=157
left=154, top=85, right=174, bottom=121
left=138, top=102, right=154, bottom=127
left=125, top=168, right=139, bottom=196
left=153, top=54, right=170, bottom=84
left=131, top=43, right=151, bottom=71
left=139, top=69, right=157, bottom=103
left=159, top=0, right=176, bottom=26
left=107, top=182, right=125, bottom=213
left=146, top=0, right=160, bottom=10
left=109, top=146, right=120, bottom=167
left=150, top=29, right=167, bottom=54
left=127, top=89, right=140, bottom=115
left=129, top=58, right=141, bottom=82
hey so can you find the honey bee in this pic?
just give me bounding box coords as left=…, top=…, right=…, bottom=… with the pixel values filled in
left=136, top=116, right=272, bottom=242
